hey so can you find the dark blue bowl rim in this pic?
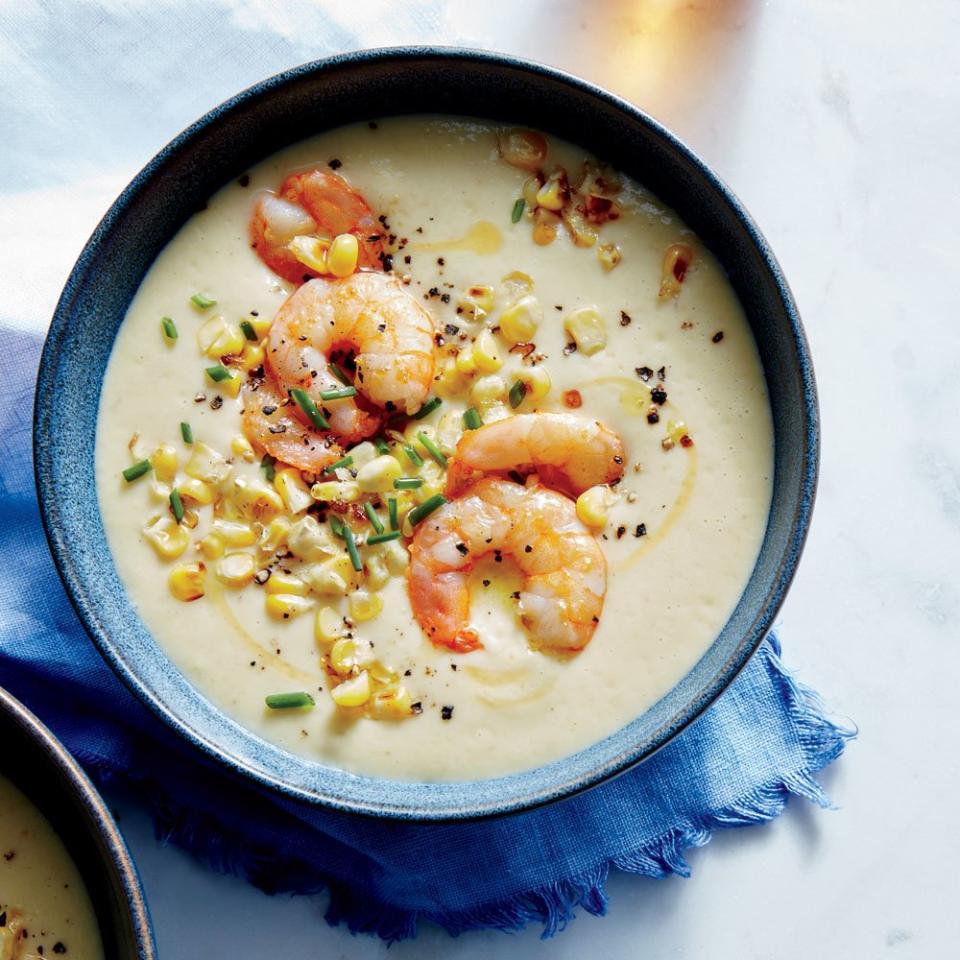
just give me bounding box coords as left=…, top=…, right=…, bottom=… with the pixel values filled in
left=35, top=46, right=818, bottom=821
left=0, top=685, right=156, bottom=957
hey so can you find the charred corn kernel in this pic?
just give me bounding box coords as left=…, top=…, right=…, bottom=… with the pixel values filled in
left=177, top=477, right=214, bottom=506
left=287, top=515, right=337, bottom=562
left=211, top=519, right=256, bottom=548
left=498, top=295, right=542, bottom=344
left=247, top=314, right=272, bottom=338
left=516, top=366, right=551, bottom=403
left=168, top=562, right=205, bottom=602
left=258, top=516, right=291, bottom=554
left=149, top=445, right=178, bottom=483
left=265, top=593, right=314, bottom=619
left=497, top=129, right=548, bottom=172
left=265, top=571, right=309, bottom=596
left=143, top=515, right=189, bottom=560
left=302, top=555, right=352, bottom=596
left=597, top=242, right=622, bottom=271
left=435, top=410, right=463, bottom=454
left=535, top=170, right=567, bottom=211
left=562, top=205, right=599, bottom=247
left=383, top=539, right=409, bottom=575
left=330, top=638, right=358, bottom=676
left=185, top=442, right=231, bottom=485
left=564, top=306, right=607, bottom=355
left=532, top=207, right=561, bottom=245
left=197, top=532, right=225, bottom=560
left=328, top=233, right=359, bottom=278
left=181, top=508, right=200, bottom=530
left=659, top=242, right=695, bottom=300
left=356, top=455, right=402, bottom=493
left=331, top=671, right=371, bottom=707
left=576, top=485, right=614, bottom=528
left=348, top=441, right=377, bottom=470
left=471, top=375, right=507, bottom=407
left=463, top=283, right=495, bottom=314
left=148, top=480, right=171, bottom=504
left=197, top=316, right=245, bottom=358
left=231, top=476, right=284, bottom=520
left=310, top=479, right=360, bottom=504
left=349, top=590, right=383, bottom=622
left=472, top=329, right=503, bottom=373
left=364, top=552, right=389, bottom=590
left=216, top=552, right=255, bottom=587
left=454, top=349, right=478, bottom=376
left=274, top=468, right=313, bottom=514
left=315, top=606, right=345, bottom=645
left=230, top=435, right=256, bottom=461
left=287, top=235, right=330, bottom=274
left=370, top=685, right=413, bottom=719
left=239, top=342, right=265, bottom=372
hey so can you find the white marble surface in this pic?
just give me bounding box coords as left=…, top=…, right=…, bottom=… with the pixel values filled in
left=3, top=0, right=959, bottom=955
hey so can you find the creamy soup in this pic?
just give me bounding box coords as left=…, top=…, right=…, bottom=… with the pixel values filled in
left=0, top=775, right=104, bottom=959
left=96, top=117, right=773, bottom=780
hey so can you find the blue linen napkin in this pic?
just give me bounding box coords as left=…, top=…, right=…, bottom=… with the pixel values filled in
left=0, top=326, right=852, bottom=940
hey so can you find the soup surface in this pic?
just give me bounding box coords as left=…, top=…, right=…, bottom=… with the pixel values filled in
left=96, top=116, right=773, bottom=780
left=0, top=774, right=104, bottom=959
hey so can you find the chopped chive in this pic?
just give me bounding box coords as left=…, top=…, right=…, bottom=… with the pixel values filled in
left=329, top=515, right=346, bottom=539
left=367, top=530, right=401, bottom=545
left=206, top=363, right=235, bottom=383
left=388, top=497, right=399, bottom=530
left=290, top=388, right=330, bottom=430
left=402, top=443, right=424, bottom=467
left=240, top=319, right=258, bottom=341
left=265, top=691, right=315, bottom=710
left=329, top=361, right=351, bottom=385
left=511, top=198, right=526, bottom=224
left=508, top=378, right=527, bottom=409
left=394, top=477, right=423, bottom=489
left=161, top=316, right=178, bottom=340
left=260, top=454, right=276, bottom=481
left=169, top=488, right=185, bottom=522
left=408, top=494, right=447, bottom=526
left=191, top=293, right=217, bottom=310
left=122, top=460, right=151, bottom=483
left=343, top=524, right=362, bottom=572
left=462, top=407, right=483, bottom=430
left=363, top=502, right=385, bottom=534
left=322, top=455, right=354, bottom=474
left=417, top=432, right=447, bottom=468
left=180, top=421, right=193, bottom=444
left=412, top=397, right=442, bottom=420
left=319, top=386, right=357, bottom=401
left=373, top=436, right=390, bottom=455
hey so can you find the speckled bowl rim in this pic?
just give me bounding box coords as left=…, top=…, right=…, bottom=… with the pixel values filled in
left=35, top=48, right=818, bottom=821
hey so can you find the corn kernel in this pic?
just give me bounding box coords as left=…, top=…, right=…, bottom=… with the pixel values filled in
left=482, top=402, right=512, bottom=424
left=501, top=271, right=534, bottom=301
left=216, top=552, right=255, bottom=588
left=659, top=242, right=695, bottom=300
left=364, top=552, right=389, bottom=590
left=497, top=129, right=548, bottom=172
left=287, top=515, right=337, bottom=562
left=522, top=175, right=542, bottom=208
left=349, top=589, right=383, bottom=622
left=211, top=519, right=256, bottom=547
left=576, top=485, right=615, bottom=529
left=597, top=242, right=622, bottom=271
left=562, top=206, right=599, bottom=247
left=498, top=295, right=542, bottom=345
left=142, top=515, right=189, bottom=560
left=454, top=349, right=478, bottom=376
left=471, top=375, right=507, bottom=407
left=177, top=477, right=214, bottom=506
left=331, top=671, right=371, bottom=707
left=168, top=562, right=205, bottom=602
left=181, top=508, right=199, bottom=530
left=218, top=370, right=242, bottom=398
left=258, top=516, right=291, bottom=554
left=310, top=480, right=360, bottom=504
left=472, top=329, right=503, bottom=373
left=265, top=593, right=314, bottom=619
left=564, top=306, right=607, bottom=355
left=185, top=442, right=232, bottom=485
left=265, top=572, right=310, bottom=596
left=459, top=283, right=494, bottom=322
left=230, top=476, right=284, bottom=520
left=370, top=685, right=413, bottom=720
left=515, top=366, right=551, bottom=403
left=197, top=532, right=225, bottom=560
left=301, top=555, right=352, bottom=596
left=315, top=606, right=345, bottom=645
left=383, top=540, right=409, bottom=575
left=535, top=169, right=567, bottom=211
left=368, top=660, right=399, bottom=686
left=197, top=316, right=245, bottom=358
left=148, top=480, right=171, bottom=504
left=532, top=208, right=561, bottom=245
left=247, top=314, right=272, bottom=338
left=330, top=638, right=358, bottom=676
left=150, top=445, right=178, bottom=483
left=328, top=233, right=360, bottom=278
left=230, top=435, right=256, bottom=461
left=239, top=342, right=265, bottom=372
left=435, top=410, right=463, bottom=455
left=356, top=455, right=403, bottom=493
left=287, top=235, right=330, bottom=274
left=348, top=441, right=377, bottom=470
left=274, top=467, right=313, bottom=514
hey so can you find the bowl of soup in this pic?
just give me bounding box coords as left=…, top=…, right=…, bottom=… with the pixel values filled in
left=0, top=686, right=155, bottom=958
left=35, top=49, right=817, bottom=819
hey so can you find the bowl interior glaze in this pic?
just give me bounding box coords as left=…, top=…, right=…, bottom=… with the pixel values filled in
left=35, top=49, right=817, bottom=819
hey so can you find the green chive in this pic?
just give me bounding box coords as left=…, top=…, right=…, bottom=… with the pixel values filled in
left=462, top=407, right=483, bottom=430
left=319, top=386, right=357, bottom=401
left=260, top=454, right=276, bottom=482
left=373, top=436, right=390, bottom=455
left=329, top=361, right=351, bottom=385
left=265, top=692, right=315, bottom=710
left=511, top=198, right=526, bottom=224
left=343, top=524, right=362, bottom=572
left=408, top=494, right=447, bottom=526
left=508, top=378, right=528, bottom=409
left=290, top=388, right=330, bottom=430
left=417, top=432, right=447, bottom=468
left=169, top=488, right=185, bottom=522
left=329, top=515, right=346, bottom=539
left=161, top=316, right=178, bottom=340
left=412, top=397, right=442, bottom=420
left=240, top=319, right=258, bottom=341
left=122, top=460, right=151, bottom=483
left=402, top=443, right=424, bottom=468
left=206, top=364, right=234, bottom=383
left=363, top=502, right=384, bottom=534
left=191, top=293, right=217, bottom=310
left=180, top=421, right=193, bottom=444
left=388, top=497, right=399, bottom=530
left=322, top=455, right=354, bottom=474
left=367, top=530, right=401, bottom=545
left=394, top=477, right=423, bottom=490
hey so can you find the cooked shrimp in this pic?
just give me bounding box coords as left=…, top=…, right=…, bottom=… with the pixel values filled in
left=251, top=167, right=385, bottom=283
left=266, top=273, right=436, bottom=436
left=408, top=478, right=606, bottom=653
left=446, top=412, right=625, bottom=497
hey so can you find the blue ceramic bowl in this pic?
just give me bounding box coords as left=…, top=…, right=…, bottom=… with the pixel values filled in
left=0, top=686, right=156, bottom=958
left=35, top=49, right=817, bottom=820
